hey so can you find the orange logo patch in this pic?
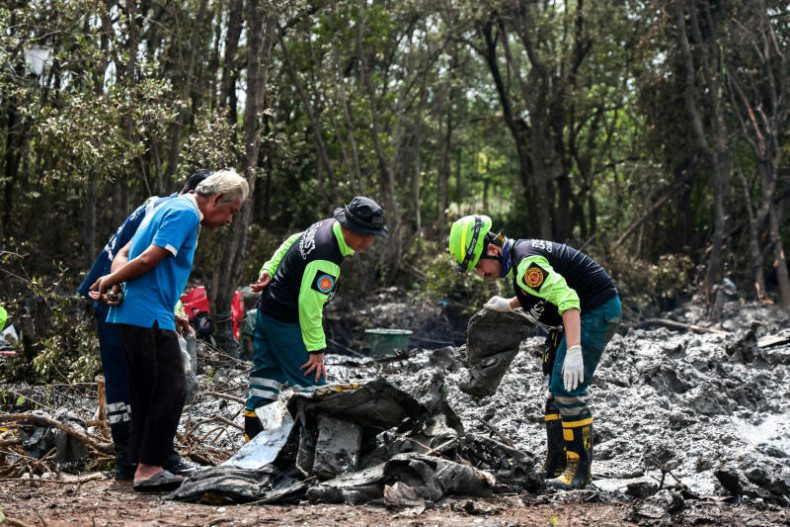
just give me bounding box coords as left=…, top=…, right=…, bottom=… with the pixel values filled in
left=525, top=266, right=545, bottom=289
left=314, top=273, right=336, bottom=294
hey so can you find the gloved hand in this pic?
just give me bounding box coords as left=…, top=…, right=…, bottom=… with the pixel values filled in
left=484, top=295, right=513, bottom=313
left=562, top=345, right=583, bottom=391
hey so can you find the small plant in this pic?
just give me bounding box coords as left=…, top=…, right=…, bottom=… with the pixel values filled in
left=0, top=249, right=102, bottom=384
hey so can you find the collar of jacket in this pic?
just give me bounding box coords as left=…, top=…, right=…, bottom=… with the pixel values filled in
left=333, top=220, right=355, bottom=257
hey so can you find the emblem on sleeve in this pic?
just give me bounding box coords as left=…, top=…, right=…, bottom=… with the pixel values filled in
left=525, top=265, right=545, bottom=290
left=314, top=273, right=336, bottom=294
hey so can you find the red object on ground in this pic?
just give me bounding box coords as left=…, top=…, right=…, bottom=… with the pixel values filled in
left=180, top=286, right=244, bottom=339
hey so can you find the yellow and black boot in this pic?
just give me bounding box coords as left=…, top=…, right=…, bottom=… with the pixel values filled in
left=548, top=417, right=593, bottom=490
left=540, top=398, right=566, bottom=478
left=244, top=408, right=264, bottom=442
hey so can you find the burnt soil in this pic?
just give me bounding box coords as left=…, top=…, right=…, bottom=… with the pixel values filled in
left=2, top=476, right=788, bottom=526
left=2, top=294, right=790, bottom=526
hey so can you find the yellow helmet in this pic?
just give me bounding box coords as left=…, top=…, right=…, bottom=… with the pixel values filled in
left=448, top=215, right=492, bottom=273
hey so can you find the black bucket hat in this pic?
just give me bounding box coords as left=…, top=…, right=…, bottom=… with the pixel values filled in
left=334, top=196, right=388, bottom=237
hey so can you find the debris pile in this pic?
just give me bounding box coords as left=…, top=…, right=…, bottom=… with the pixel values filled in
left=2, top=298, right=789, bottom=512
left=172, top=377, right=542, bottom=505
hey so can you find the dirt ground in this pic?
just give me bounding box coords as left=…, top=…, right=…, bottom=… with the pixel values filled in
left=3, top=297, right=790, bottom=526
left=2, top=474, right=788, bottom=527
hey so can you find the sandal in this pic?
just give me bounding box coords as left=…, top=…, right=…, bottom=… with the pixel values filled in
left=132, top=470, right=184, bottom=492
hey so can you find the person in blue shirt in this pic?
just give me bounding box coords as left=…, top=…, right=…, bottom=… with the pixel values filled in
left=89, top=170, right=248, bottom=491
left=77, top=169, right=211, bottom=480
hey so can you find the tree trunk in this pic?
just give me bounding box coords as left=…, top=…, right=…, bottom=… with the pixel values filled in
left=478, top=20, right=545, bottom=236
left=357, top=0, right=402, bottom=285
left=209, top=0, right=276, bottom=354
left=436, top=79, right=452, bottom=228
left=278, top=28, right=336, bottom=205
left=166, top=0, right=209, bottom=178
left=673, top=0, right=731, bottom=290
left=768, top=205, right=790, bottom=310
left=220, top=0, right=244, bottom=128
left=82, top=5, right=112, bottom=264
left=330, top=40, right=363, bottom=194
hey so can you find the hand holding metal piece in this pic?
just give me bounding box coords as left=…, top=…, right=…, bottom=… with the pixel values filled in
left=104, top=284, right=124, bottom=306
left=89, top=277, right=123, bottom=305
left=483, top=295, right=513, bottom=313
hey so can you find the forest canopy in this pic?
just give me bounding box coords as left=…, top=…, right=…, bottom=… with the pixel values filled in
left=1, top=0, right=789, bottom=321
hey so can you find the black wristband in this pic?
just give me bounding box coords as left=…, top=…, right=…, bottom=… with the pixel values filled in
left=308, top=349, right=325, bottom=355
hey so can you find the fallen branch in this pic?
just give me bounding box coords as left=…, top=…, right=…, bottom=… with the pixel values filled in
left=643, top=455, right=699, bottom=499
left=633, top=318, right=727, bottom=334
left=208, top=415, right=244, bottom=432
left=3, top=517, right=36, bottom=527
left=1, top=413, right=113, bottom=454
left=475, top=417, right=515, bottom=447
left=204, top=391, right=245, bottom=404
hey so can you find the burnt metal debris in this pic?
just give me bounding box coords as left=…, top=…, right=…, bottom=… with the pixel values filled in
left=171, top=377, right=539, bottom=505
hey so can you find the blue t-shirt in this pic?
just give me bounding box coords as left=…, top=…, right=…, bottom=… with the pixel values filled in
left=107, top=195, right=200, bottom=331
left=78, top=194, right=174, bottom=318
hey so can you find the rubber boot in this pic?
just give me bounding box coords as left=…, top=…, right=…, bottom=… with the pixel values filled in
left=244, top=409, right=264, bottom=442
left=548, top=417, right=593, bottom=490
left=110, top=421, right=136, bottom=480
left=540, top=398, right=566, bottom=478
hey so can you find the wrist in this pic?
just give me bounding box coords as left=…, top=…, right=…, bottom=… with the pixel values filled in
left=308, top=349, right=325, bottom=355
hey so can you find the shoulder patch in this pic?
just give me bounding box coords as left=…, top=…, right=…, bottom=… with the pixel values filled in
left=524, top=264, right=548, bottom=291
left=312, top=272, right=337, bottom=295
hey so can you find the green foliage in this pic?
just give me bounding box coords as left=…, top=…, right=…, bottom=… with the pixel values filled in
left=178, top=107, right=240, bottom=174
left=31, top=323, right=100, bottom=384
left=0, top=251, right=101, bottom=385
left=607, top=248, right=696, bottom=312
left=2, top=0, right=790, bottom=314
left=403, top=237, right=505, bottom=316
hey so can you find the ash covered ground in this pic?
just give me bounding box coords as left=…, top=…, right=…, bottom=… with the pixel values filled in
left=2, top=295, right=790, bottom=526
left=327, top=298, right=790, bottom=504
left=189, top=295, right=790, bottom=505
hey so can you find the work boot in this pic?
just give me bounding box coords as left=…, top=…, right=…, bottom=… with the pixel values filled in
left=548, top=418, right=593, bottom=490
left=110, top=421, right=136, bottom=480
left=244, top=409, right=264, bottom=442
left=114, top=444, right=137, bottom=481
left=539, top=398, right=566, bottom=478
left=163, top=452, right=201, bottom=476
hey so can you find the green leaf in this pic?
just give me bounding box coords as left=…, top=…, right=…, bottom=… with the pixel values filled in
left=16, top=396, right=26, bottom=406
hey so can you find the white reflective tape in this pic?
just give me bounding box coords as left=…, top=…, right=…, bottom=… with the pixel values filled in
left=107, top=402, right=128, bottom=412
left=249, top=377, right=285, bottom=391
left=249, top=388, right=278, bottom=401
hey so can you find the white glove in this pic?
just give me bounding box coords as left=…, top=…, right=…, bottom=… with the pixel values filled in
left=484, top=296, right=513, bottom=313
left=562, top=345, right=584, bottom=391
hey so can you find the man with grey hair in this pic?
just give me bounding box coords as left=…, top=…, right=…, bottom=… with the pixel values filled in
left=78, top=168, right=212, bottom=480
left=90, top=170, right=248, bottom=491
